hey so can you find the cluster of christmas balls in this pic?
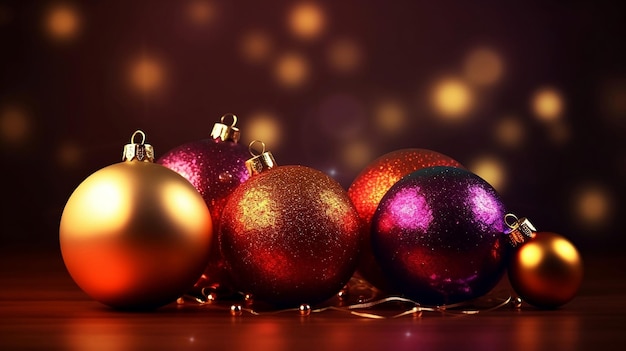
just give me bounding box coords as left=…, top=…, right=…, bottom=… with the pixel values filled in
left=60, top=114, right=583, bottom=311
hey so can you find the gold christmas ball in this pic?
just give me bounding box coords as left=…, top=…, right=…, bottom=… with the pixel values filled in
left=508, top=232, right=583, bottom=309
left=60, top=161, right=213, bottom=309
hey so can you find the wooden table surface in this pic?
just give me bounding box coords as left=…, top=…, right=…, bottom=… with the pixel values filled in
left=1, top=246, right=625, bottom=351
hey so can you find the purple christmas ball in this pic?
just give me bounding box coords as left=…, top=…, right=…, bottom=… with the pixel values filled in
left=371, top=166, right=508, bottom=305
left=158, top=139, right=250, bottom=220
left=157, top=136, right=251, bottom=290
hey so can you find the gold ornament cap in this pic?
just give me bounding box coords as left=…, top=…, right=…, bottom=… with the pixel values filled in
left=245, top=140, right=277, bottom=176
left=122, top=130, right=154, bottom=162
left=210, top=113, right=241, bottom=142
left=504, top=213, right=537, bottom=247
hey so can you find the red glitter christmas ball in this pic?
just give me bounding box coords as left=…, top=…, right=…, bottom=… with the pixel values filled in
left=347, top=149, right=463, bottom=291
left=219, top=164, right=361, bottom=307
left=157, top=116, right=251, bottom=291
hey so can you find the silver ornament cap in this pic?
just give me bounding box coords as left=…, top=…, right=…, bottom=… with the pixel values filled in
left=504, top=213, right=537, bottom=247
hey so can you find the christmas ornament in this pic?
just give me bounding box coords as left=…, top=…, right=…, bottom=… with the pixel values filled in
left=371, top=166, right=508, bottom=305
left=157, top=114, right=250, bottom=291
left=347, top=149, right=462, bottom=291
left=219, top=141, right=361, bottom=307
left=60, top=131, right=213, bottom=310
left=505, top=214, right=583, bottom=309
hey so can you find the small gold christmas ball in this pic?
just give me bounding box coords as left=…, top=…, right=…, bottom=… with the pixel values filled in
left=60, top=161, right=213, bottom=310
left=508, top=232, right=583, bottom=309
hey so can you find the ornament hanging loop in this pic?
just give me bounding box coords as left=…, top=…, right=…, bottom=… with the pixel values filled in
left=211, top=113, right=241, bottom=142
left=504, top=213, right=519, bottom=229
left=123, top=130, right=154, bottom=162
left=245, top=140, right=277, bottom=176
left=248, top=140, right=266, bottom=157
left=220, top=113, right=238, bottom=127
left=504, top=213, right=537, bottom=247
left=130, top=130, right=146, bottom=145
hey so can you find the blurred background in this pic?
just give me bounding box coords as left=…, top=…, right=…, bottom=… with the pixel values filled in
left=0, top=0, right=624, bottom=255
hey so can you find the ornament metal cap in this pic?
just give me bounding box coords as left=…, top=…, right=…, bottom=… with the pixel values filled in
left=245, top=140, right=277, bottom=176
left=504, top=213, right=537, bottom=247
left=122, top=130, right=154, bottom=162
left=210, top=113, right=241, bottom=142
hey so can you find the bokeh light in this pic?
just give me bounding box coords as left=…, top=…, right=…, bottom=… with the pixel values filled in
left=463, top=48, right=504, bottom=86
left=573, top=184, right=613, bottom=229
left=468, top=155, right=507, bottom=192
left=274, top=52, right=309, bottom=88
left=431, top=77, right=473, bottom=119
left=374, top=99, right=407, bottom=134
left=494, top=116, right=525, bottom=148
left=186, top=0, right=216, bottom=26
left=532, top=87, right=564, bottom=121
left=326, top=38, right=362, bottom=74
left=288, top=2, right=326, bottom=40
left=342, top=140, right=372, bottom=171
left=239, top=30, right=273, bottom=64
left=45, top=3, right=80, bottom=41
left=56, top=141, right=82, bottom=169
left=245, top=112, right=282, bottom=148
left=130, top=56, right=165, bottom=93
left=0, top=106, right=31, bottom=147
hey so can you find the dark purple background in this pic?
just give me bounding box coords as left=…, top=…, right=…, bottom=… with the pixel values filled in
left=1, top=0, right=624, bottom=254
